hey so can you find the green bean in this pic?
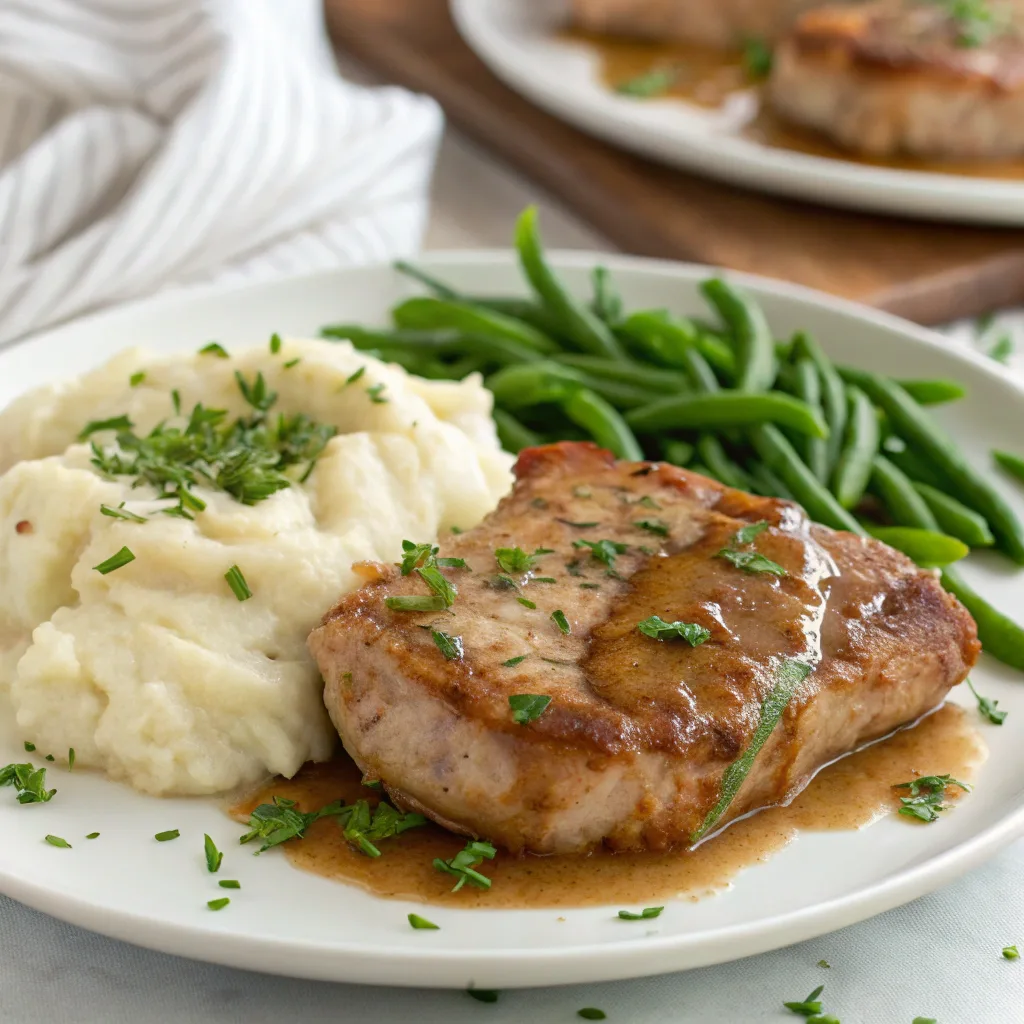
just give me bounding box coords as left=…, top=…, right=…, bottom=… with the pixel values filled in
left=788, top=358, right=829, bottom=483
left=750, top=425, right=864, bottom=533
left=700, top=278, right=776, bottom=393
left=625, top=391, right=828, bottom=438
left=392, top=260, right=461, bottom=300
left=680, top=347, right=721, bottom=393
left=746, top=461, right=795, bottom=501
left=697, top=435, right=754, bottom=491
left=833, top=386, right=881, bottom=509
left=940, top=568, right=1024, bottom=672
left=493, top=409, right=541, bottom=454
left=897, top=379, right=967, bottom=406
left=885, top=445, right=946, bottom=489
left=554, top=353, right=690, bottom=394
left=792, top=332, right=847, bottom=478
left=486, top=362, right=651, bottom=411
left=688, top=462, right=718, bottom=481
left=994, top=449, right=1024, bottom=484
left=562, top=388, right=643, bottom=461
left=843, top=367, right=1024, bottom=564
left=590, top=266, right=623, bottom=324
left=392, top=297, right=558, bottom=355
left=913, top=483, right=995, bottom=548
left=863, top=526, right=968, bottom=567
left=661, top=439, right=695, bottom=466
left=619, top=312, right=736, bottom=379
left=870, top=455, right=938, bottom=530
left=515, top=207, right=624, bottom=359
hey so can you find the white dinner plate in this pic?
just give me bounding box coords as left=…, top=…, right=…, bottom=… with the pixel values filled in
left=2, top=254, right=1024, bottom=990
left=452, top=0, right=1024, bottom=225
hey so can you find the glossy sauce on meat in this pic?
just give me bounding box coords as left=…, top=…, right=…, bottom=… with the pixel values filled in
left=232, top=703, right=983, bottom=909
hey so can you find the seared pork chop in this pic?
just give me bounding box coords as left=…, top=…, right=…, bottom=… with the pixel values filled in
left=570, top=0, right=836, bottom=48
left=309, top=442, right=978, bottom=855
left=770, top=0, right=1024, bottom=158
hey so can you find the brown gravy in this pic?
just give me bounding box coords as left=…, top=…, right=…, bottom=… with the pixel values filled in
left=566, top=31, right=1024, bottom=180
left=232, top=704, right=984, bottom=910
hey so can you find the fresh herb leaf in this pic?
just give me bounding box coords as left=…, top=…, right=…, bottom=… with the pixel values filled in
left=68, top=748, right=75, bottom=770
left=235, top=371, right=276, bottom=413
left=199, top=342, right=230, bottom=358
left=207, top=897, right=230, bottom=911
left=733, top=520, right=771, bottom=544
left=467, top=990, right=500, bottom=1003
left=93, top=546, right=136, bottom=574
left=269, top=332, right=282, bottom=355
left=86, top=832, right=100, bottom=839
left=45, top=754, right=54, bottom=762
left=967, top=678, right=1007, bottom=725
left=615, top=65, right=680, bottom=98
left=240, top=796, right=349, bottom=853
left=692, top=660, right=813, bottom=842
left=338, top=799, right=428, bottom=858
left=386, top=595, right=448, bottom=612
left=398, top=540, right=438, bottom=575
left=171, top=389, right=181, bottom=415
left=509, top=694, right=552, bottom=725
left=551, top=609, right=570, bottom=634
left=283, top=358, right=301, bottom=369
left=637, top=616, right=710, bottom=646
left=79, top=415, right=133, bottom=440
left=155, top=830, right=180, bottom=842
left=435, top=557, right=469, bottom=569
left=495, top=546, right=535, bottom=574
left=224, top=564, right=252, bottom=601
left=503, top=655, right=529, bottom=667
left=1004, top=944, right=1020, bottom=960
left=560, top=520, right=601, bottom=529
left=408, top=913, right=439, bottom=930
left=783, top=984, right=825, bottom=1016
left=566, top=560, right=584, bottom=577
left=416, top=564, right=457, bottom=607
left=361, top=776, right=382, bottom=790
left=573, top=538, right=628, bottom=566
left=433, top=839, right=497, bottom=891
left=366, top=382, right=388, bottom=404
left=634, top=518, right=669, bottom=537
left=130, top=371, right=146, bottom=387
left=912, top=1018, right=937, bottom=1024
left=893, top=774, right=971, bottom=823
left=23, top=742, right=35, bottom=752
left=0, top=763, right=56, bottom=804
left=579, top=582, right=601, bottom=590
left=219, top=879, right=240, bottom=889
left=45, top=834, right=71, bottom=849
left=533, top=576, right=557, bottom=584
left=989, top=333, right=1014, bottom=364
left=204, top=834, right=223, bottom=873
left=636, top=495, right=660, bottom=509
left=717, top=548, right=787, bottom=576
left=100, top=502, right=147, bottom=523
left=743, top=36, right=773, bottom=78
left=431, top=630, right=463, bottom=661
left=618, top=906, right=664, bottom=920
left=344, top=366, right=366, bottom=386
left=517, top=597, right=537, bottom=609
left=578, top=1011, right=607, bottom=1021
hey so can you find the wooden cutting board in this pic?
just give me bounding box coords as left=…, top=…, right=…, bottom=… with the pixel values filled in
left=324, top=0, right=1024, bottom=326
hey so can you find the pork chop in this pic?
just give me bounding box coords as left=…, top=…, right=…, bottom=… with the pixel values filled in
left=309, top=442, right=978, bottom=855
left=769, top=0, right=1024, bottom=158
left=570, top=0, right=836, bottom=48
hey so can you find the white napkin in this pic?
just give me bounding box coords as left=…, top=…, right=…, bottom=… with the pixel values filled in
left=0, top=0, right=443, bottom=347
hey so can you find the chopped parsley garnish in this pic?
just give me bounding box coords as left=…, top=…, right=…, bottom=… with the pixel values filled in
left=269, top=332, right=282, bottom=355
left=912, top=1018, right=937, bottom=1024
left=416, top=564, right=457, bottom=607
left=344, top=366, right=366, bottom=386
left=580, top=582, right=601, bottom=590
left=940, top=0, right=1003, bottom=47
left=989, top=333, right=1014, bottom=364
left=361, top=777, right=382, bottom=790
left=366, top=382, right=388, bottom=404
left=573, top=538, right=628, bottom=566
left=23, top=742, right=35, bottom=752
left=398, top=540, right=438, bottom=575
left=207, top=898, right=230, bottom=911
left=219, top=880, right=240, bottom=889
left=93, top=545, right=136, bottom=575
left=283, top=358, right=301, bottom=369
left=967, top=678, right=1007, bottom=724
left=550, top=609, right=570, bottom=634
left=783, top=984, right=825, bottom=1016
left=467, top=990, right=500, bottom=1003
left=533, top=576, right=557, bottom=584
left=743, top=36, right=773, bottom=79
left=817, top=959, right=831, bottom=969
left=433, top=840, right=497, bottom=891
left=171, top=389, right=181, bottom=415
left=717, top=548, right=787, bottom=576
left=618, top=906, right=664, bottom=920
left=130, top=371, right=146, bottom=387
left=893, top=774, right=971, bottom=823
left=636, top=495, right=660, bottom=509
left=495, top=546, right=535, bottom=573
left=86, top=832, right=100, bottom=839
left=45, top=834, right=71, bottom=849
left=1004, top=944, right=1020, bottom=960
left=692, top=660, right=813, bottom=842
left=68, top=748, right=75, bottom=770
left=79, top=414, right=133, bottom=440
left=637, top=616, right=710, bottom=646
left=577, top=1010, right=607, bottom=1021
left=431, top=630, right=463, bottom=661
left=509, top=694, right=552, bottom=725
left=100, top=502, right=147, bottom=523
left=517, top=597, right=537, bottom=609
left=224, top=565, right=252, bottom=601
left=634, top=518, right=669, bottom=536
left=45, top=754, right=54, bottom=762
left=566, top=560, right=584, bottom=577
left=734, top=520, right=771, bottom=544
left=615, top=65, right=680, bottom=98
left=408, top=913, right=439, bottom=930
left=435, top=557, right=469, bottom=569
left=240, top=796, right=348, bottom=853
left=199, top=342, right=229, bottom=358
left=0, top=763, right=56, bottom=804
left=339, top=799, right=428, bottom=857
left=560, top=519, right=600, bottom=530
left=204, top=833, right=223, bottom=873
left=155, top=829, right=180, bottom=842
left=386, top=595, right=448, bottom=612
left=503, top=655, right=529, bottom=667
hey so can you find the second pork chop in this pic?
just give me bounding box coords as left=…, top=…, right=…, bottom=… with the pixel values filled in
left=309, top=442, right=978, bottom=855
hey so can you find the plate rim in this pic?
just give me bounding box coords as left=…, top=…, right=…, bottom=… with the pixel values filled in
left=2, top=253, right=1024, bottom=988
left=451, top=0, right=1024, bottom=225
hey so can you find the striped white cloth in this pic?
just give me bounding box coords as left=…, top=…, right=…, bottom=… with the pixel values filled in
left=0, top=0, right=443, bottom=347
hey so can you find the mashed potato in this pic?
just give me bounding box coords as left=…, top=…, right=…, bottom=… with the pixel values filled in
left=0, top=338, right=513, bottom=795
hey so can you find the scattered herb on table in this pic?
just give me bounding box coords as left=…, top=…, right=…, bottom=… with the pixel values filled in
left=204, top=834, right=223, bottom=873
left=207, top=897, right=230, bottom=911
left=467, top=990, right=500, bottom=1003
left=509, top=694, right=552, bottom=725
left=86, top=832, right=100, bottom=840
left=1003, top=944, right=1020, bottom=960
left=434, top=840, right=497, bottom=891
left=637, top=616, right=710, bottom=645
left=219, top=880, right=240, bottom=889
left=155, top=829, right=180, bottom=842
left=817, top=960, right=831, bottom=969
left=783, top=984, right=825, bottom=1016
left=892, top=774, right=971, bottom=823
left=45, top=835, right=71, bottom=849
left=0, top=763, right=56, bottom=804
left=578, top=1011, right=607, bottom=1021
